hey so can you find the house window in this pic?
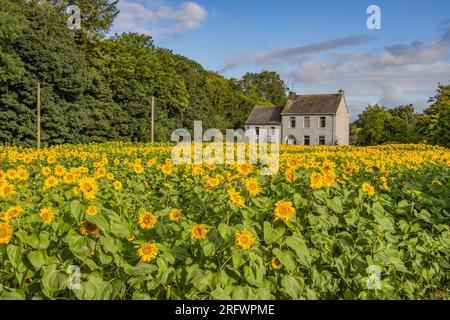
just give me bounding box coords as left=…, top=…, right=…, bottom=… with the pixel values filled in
left=303, top=116, right=310, bottom=128
left=285, top=135, right=296, bottom=145
left=289, top=117, right=296, bottom=128
left=304, top=136, right=310, bottom=145
left=319, top=116, right=326, bottom=128
left=255, top=127, right=260, bottom=136
left=319, top=136, right=326, bottom=145
left=270, top=127, right=276, bottom=135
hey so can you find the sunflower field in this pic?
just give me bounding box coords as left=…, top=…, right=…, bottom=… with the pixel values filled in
left=0, top=143, right=449, bottom=300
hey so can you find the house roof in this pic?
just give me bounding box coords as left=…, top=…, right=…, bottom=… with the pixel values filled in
left=281, top=94, right=343, bottom=115
left=245, top=105, right=283, bottom=125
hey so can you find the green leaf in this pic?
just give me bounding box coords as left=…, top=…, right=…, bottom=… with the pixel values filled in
left=6, top=245, right=23, bottom=270
left=263, top=221, right=285, bottom=245
left=132, top=292, right=151, bottom=300
left=218, top=223, right=230, bottom=241
left=70, top=200, right=83, bottom=222
left=28, top=250, right=47, bottom=270
left=326, top=197, right=344, bottom=213
left=41, top=264, right=68, bottom=292
left=0, top=289, right=26, bottom=300
left=273, top=248, right=297, bottom=272
left=281, top=275, right=304, bottom=299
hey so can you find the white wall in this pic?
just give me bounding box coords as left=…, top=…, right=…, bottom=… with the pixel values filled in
left=245, top=124, right=281, bottom=144
left=281, top=115, right=334, bottom=145
left=335, top=98, right=350, bottom=145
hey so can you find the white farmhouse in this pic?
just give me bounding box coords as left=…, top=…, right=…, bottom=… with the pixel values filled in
left=245, top=90, right=350, bottom=145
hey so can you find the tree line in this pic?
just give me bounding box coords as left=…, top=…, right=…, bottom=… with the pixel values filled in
left=1, top=0, right=448, bottom=148
left=0, top=0, right=287, bottom=146
left=351, top=83, right=450, bottom=147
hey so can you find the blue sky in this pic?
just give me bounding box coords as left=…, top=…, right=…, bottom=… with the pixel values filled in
left=111, top=0, right=450, bottom=119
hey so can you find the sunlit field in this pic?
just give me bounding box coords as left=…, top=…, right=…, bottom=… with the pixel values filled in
left=0, top=143, right=449, bottom=300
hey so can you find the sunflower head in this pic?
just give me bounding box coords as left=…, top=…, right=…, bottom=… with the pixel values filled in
left=113, top=180, right=122, bottom=191
left=245, top=178, right=261, bottom=197
left=361, top=183, right=375, bottom=196
left=79, top=221, right=100, bottom=237
left=309, top=172, right=323, bottom=189
left=227, top=188, right=245, bottom=206
left=86, top=205, right=97, bottom=217
left=235, top=229, right=256, bottom=250
left=0, top=223, right=13, bottom=245
left=39, top=207, right=54, bottom=225
left=138, top=243, right=158, bottom=263
left=43, top=176, right=59, bottom=190
left=139, top=211, right=157, bottom=229
left=169, top=208, right=181, bottom=222
left=78, top=176, right=98, bottom=200
left=4, top=205, right=23, bottom=221
left=274, top=200, right=296, bottom=222
left=271, top=256, right=283, bottom=269
left=190, top=224, right=209, bottom=240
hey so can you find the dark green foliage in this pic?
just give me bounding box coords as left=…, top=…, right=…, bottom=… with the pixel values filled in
left=0, top=0, right=282, bottom=147
left=417, top=83, right=450, bottom=147
left=352, top=104, right=421, bottom=146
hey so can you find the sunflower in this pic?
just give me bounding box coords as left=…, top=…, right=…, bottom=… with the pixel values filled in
left=285, top=168, right=296, bottom=183
left=271, top=257, right=283, bottom=270
left=236, top=163, right=251, bottom=176
left=79, top=221, right=100, bottom=237
left=78, top=176, right=98, bottom=200
left=361, top=183, right=375, bottom=196
left=47, top=156, right=56, bottom=164
left=39, top=207, right=54, bottom=225
left=322, top=170, right=336, bottom=188
left=43, top=176, right=59, bottom=190
left=309, top=172, right=323, bottom=189
left=86, top=205, right=97, bottom=217
left=147, top=158, right=157, bottom=167
left=235, top=229, right=256, bottom=250
left=3, top=205, right=23, bottom=221
left=169, top=208, right=182, bottom=222
left=137, top=243, right=158, bottom=263
left=106, top=173, right=114, bottom=180
left=159, top=163, right=173, bottom=176
left=190, top=224, right=209, bottom=240
left=245, top=178, right=261, bottom=197
left=138, top=211, right=157, bottom=229
left=274, top=200, right=295, bottom=222
left=134, top=165, right=144, bottom=174
left=63, top=172, right=76, bottom=183
left=227, top=188, right=245, bottom=206
left=0, top=183, right=15, bottom=198
left=207, top=176, right=221, bottom=188
left=113, top=180, right=122, bottom=191
left=0, top=223, right=13, bottom=245
left=54, top=165, right=66, bottom=176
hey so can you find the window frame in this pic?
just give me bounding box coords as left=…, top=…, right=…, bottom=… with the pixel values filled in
left=289, top=117, right=296, bottom=128
left=304, top=135, right=310, bottom=145
left=303, top=116, right=311, bottom=128
left=319, top=135, right=326, bottom=145
left=319, top=116, right=326, bottom=128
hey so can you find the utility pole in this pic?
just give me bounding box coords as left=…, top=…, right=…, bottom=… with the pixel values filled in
left=36, top=82, right=41, bottom=150
left=151, top=96, right=155, bottom=143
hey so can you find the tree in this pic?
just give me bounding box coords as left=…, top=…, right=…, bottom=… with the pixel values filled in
left=238, top=71, right=288, bottom=106
left=417, top=83, right=450, bottom=147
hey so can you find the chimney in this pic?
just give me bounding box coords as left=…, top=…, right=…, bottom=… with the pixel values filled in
left=288, top=91, right=296, bottom=100
left=338, top=89, right=345, bottom=96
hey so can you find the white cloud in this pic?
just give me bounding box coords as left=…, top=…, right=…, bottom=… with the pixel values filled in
left=222, top=23, right=450, bottom=120
left=114, top=0, right=207, bottom=37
